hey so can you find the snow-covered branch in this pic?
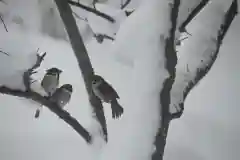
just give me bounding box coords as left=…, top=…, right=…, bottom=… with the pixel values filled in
left=170, top=0, right=238, bottom=119
left=152, top=1, right=180, bottom=160
left=0, top=53, right=92, bottom=144
left=68, top=0, right=115, bottom=23
left=54, top=0, right=109, bottom=142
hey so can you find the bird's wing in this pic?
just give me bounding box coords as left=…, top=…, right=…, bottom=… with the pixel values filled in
left=98, top=81, right=120, bottom=99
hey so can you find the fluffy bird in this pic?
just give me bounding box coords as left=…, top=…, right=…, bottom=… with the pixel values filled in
left=41, top=67, right=62, bottom=96
left=35, top=67, right=62, bottom=118
left=50, top=84, right=73, bottom=108
left=91, top=75, right=124, bottom=119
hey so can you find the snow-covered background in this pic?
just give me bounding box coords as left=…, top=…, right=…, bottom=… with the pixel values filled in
left=0, top=0, right=239, bottom=160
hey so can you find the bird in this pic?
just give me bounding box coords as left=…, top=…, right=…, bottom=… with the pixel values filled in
left=50, top=84, right=73, bottom=108
left=34, top=67, right=62, bottom=118
left=41, top=67, right=62, bottom=96
left=91, top=75, right=124, bottom=119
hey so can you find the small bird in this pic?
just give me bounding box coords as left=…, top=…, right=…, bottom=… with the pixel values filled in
left=50, top=84, right=73, bottom=108
left=91, top=75, right=124, bottom=119
left=35, top=67, right=62, bottom=118
left=41, top=67, right=62, bottom=96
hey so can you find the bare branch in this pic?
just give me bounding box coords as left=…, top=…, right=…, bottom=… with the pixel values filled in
left=72, top=11, right=88, bottom=22
left=54, top=0, right=108, bottom=142
left=94, top=33, right=115, bottom=43
left=121, top=0, right=131, bottom=9
left=152, top=1, right=180, bottom=160
left=0, top=49, right=9, bottom=56
left=124, top=10, right=135, bottom=17
left=0, top=0, right=7, bottom=5
left=68, top=0, right=115, bottom=23
left=179, top=0, right=210, bottom=33
left=0, top=52, right=92, bottom=144
left=0, top=14, right=8, bottom=32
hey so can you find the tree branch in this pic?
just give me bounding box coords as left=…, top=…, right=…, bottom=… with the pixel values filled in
left=54, top=0, right=108, bottom=142
left=0, top=14, right=8, bottom=32
left=152, top=1, right=180, bottom=160
left=94, top=33, right=115, bottom=43
left=68, top=0, right=115, bottom=23
left=179, top=0, right=209, bottom=33
left=0, top=52, right=92, bottom=143
left=170, top=0, right=238, bottom=119
left=121, top=0, right=131, bottom=9
left=0, top=49, right=9, bottom=56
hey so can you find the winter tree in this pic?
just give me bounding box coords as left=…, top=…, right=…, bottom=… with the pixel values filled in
left=0, top=0, right=239, bottom=160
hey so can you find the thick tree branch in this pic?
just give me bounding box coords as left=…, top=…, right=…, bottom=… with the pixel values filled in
left=54, top=0, right=108, bottom=142
left=152, top=1, right=180, bottom=160
left=121, top=0, right=131, bottom=9
left=0, top=53, right=92, bottom=143
left=179, top=0, right=209, bottom=33
left=170, top=0, right=238, bottom=119
left=68, top=0, right=115, bottom=23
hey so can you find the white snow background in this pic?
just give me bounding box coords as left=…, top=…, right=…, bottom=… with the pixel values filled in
left=0, top=0, right=239, bottom=160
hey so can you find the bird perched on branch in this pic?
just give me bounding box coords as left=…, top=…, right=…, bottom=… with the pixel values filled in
left=35, top=67, right=62, bottom=118
left=91, top=75, right=124, bottom=119
left=41, top=67, right=62, bottom=96
left=50, top=84, right=73, bottom=108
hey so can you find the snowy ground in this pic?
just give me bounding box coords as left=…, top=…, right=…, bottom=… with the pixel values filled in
left=0, top=0, right=240, bottom=160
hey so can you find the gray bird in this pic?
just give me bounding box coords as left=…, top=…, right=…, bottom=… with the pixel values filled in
left=41, top=67, right=62, bottom=96
left=50, top=84, right=73, bottom=108
left=91, top=75, right=124, bottom=119
left=35, top=67, right=62, bottom=118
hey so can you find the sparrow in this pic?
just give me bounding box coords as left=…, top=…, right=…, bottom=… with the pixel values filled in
left=35, top=67, right=62, bottom=118
left=91, top=75, right=124, bottom=119
left=41, top=67, right=62, bottom=96
left=50, top=84, right=73, bottom=108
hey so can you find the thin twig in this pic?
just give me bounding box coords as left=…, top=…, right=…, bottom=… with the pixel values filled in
left=121, top=0, right=131, bottom=9
left=0, top=15, right=8, bottom=32
left=72, top=11, right=88, bottom=22
left=68, top=0, right=115, bottom=23
left=94, top=33, right=115, bottom=43
left=0, top=0, right=7, bottom=5
left=0, top=50, right=9, bottom=56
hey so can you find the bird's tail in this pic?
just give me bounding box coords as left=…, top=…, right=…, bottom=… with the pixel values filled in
left=34, top=109, right=41, bottom=118
left=110, top=99, right=124, bottom=119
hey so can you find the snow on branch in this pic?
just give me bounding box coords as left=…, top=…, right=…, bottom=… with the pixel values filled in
left=152, top=1, right=180, bottom=160
left=54, top=0, right=108, bottom=142
left=68, top=0, right=115, bottom=23
left=0, top=52, right=92, bottom=144
left=170, top=0, right=238, bottom=119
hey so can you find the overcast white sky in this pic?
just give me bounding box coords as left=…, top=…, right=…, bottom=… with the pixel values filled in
left=0, top=0, right=239, bottom=160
